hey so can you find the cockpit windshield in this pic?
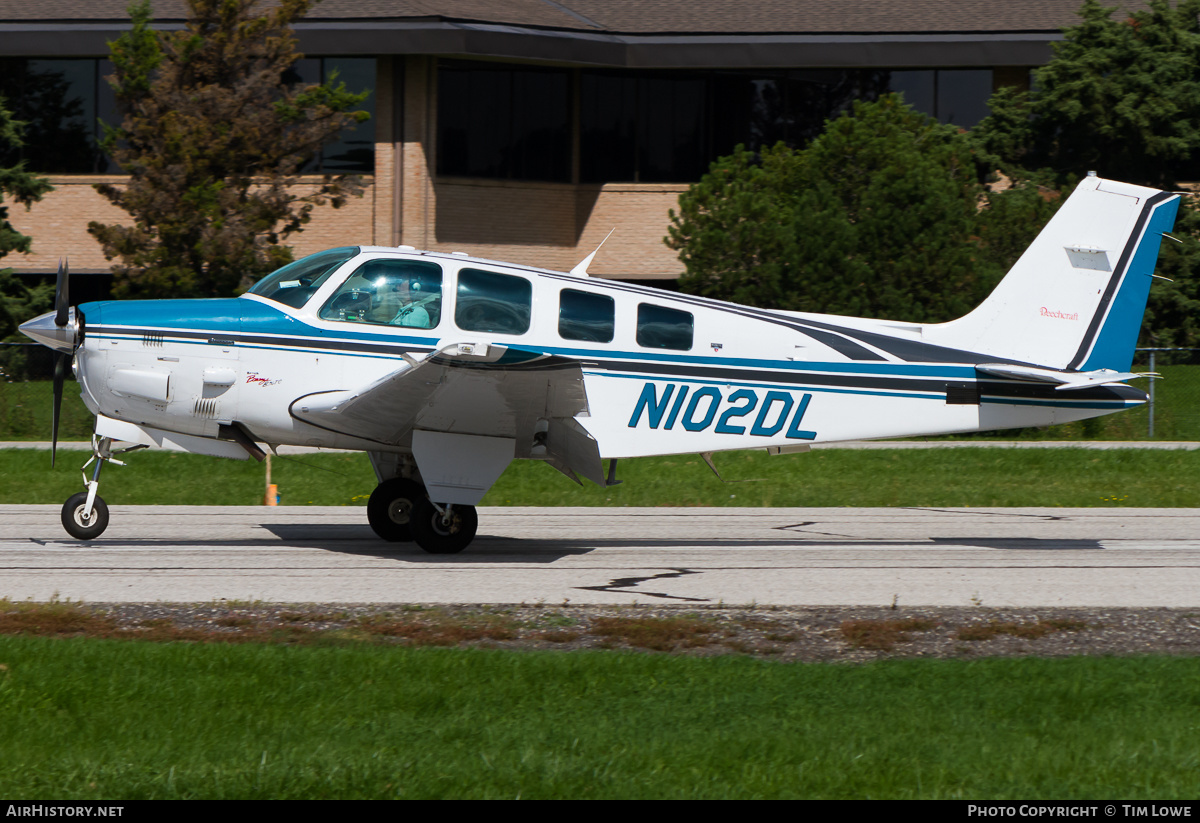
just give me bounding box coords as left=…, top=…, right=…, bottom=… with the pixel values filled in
left=245, top=247, right=359, bottom=308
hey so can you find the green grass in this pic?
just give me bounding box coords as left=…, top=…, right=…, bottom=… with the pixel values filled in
left=0, top=448, right=377, bottom=507
left=0, top=380, right=95, bottom=441
left=485, top=448, right=1200, bottom=507
left=1, top=635, right=1198, bottom=799
left=945, top=363, right=1200, bottom=441
left=3, top=446, right=1200, bottom=507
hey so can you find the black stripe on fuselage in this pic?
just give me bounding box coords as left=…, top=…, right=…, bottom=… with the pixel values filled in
left=89, top=325, right=435, bottom=359
left=588, top=357, right=1141, bottom=404
left=534, top=271, right=1037, bottom=367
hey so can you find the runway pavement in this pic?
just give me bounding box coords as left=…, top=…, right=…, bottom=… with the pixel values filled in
left=2, top=505, right=1199, bottom=607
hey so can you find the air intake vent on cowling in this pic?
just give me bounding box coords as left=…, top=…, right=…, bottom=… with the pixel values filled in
left=193, top=398, right=219, bottom=418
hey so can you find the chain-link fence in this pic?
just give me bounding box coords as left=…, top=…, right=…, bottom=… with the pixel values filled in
left=3, top=343, right=1199, bottom=440
left=0, top=342, right=59, bottom=382
left=1133, top=348, right=1200, bottom=440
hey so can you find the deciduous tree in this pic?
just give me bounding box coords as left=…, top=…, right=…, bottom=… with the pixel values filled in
left=667, top=95, right=1059, bottom=323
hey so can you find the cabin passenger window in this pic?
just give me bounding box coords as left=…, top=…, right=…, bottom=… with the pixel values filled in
left=558, top=289, right=615, bottom=343
left=455, top=269, right=532, bottom=335
left=318, top=259, right=443, bottom=329
left=636, top=303, right=693, bottom=351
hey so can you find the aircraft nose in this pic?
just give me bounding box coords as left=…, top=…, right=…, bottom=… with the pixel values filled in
left=19, top=309, right=79, bottom=353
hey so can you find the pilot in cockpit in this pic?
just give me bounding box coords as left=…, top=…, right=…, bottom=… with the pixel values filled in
left=322, top=259, right=442, bottom=329
left=389, top=277, right=439, bottom=328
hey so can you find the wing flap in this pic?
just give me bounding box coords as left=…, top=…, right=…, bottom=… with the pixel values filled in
left=292, top=342, right=603, bottom=482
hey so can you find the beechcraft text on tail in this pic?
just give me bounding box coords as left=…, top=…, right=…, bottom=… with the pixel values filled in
left=20, top=174, right=1179, bottom=551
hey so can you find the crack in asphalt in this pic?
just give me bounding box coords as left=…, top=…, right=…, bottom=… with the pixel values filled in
left=575, top=567, right=710, bottom=602
left=773, top=521, right=868, bottom=538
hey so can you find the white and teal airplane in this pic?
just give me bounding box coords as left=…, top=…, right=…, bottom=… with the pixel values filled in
left=20, top=174, right=1180, bottom=551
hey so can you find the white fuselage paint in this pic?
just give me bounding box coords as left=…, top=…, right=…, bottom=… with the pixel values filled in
left=71, top=247, right=1140, bottom=463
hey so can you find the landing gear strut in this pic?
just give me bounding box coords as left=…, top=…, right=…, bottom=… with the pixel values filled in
left=411, top=497, right=477, bottom=554
left=60, top=436, right=144, bottom=540
left=366, top=477, right=477, bottom=553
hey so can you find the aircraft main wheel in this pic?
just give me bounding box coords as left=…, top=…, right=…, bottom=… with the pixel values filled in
left=411, top=499, right=477, bottom=554
left=367, top=478, right=425, bottom=542
left=61, top=492, right=109, bottom=540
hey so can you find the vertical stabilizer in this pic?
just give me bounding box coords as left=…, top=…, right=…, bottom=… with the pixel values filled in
left=925, top=176, right=1179, bottom=371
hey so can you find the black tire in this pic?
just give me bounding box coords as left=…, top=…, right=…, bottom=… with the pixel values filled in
left=366, top=478, right=424, bottom=542
left=410, top=498, right=477, bottom=554
left=61, top=492, right=109, bottom=540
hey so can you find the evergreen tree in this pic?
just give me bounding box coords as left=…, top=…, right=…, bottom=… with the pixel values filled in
left=975, top=0, right=1200, bottom=347
left=0, top=95, right=53, bottom=379
left=89, top=0, right=370, bottom=299
left=975, top=0, right=1200, bottom=189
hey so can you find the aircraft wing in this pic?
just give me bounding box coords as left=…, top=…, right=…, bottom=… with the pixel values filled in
left=291, top=342, right=606, bottom=486
left=975, top=363, right=1155, bottom=391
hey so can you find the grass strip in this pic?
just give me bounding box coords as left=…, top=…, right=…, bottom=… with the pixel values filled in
left=4, top=446, right=1199, bottom=507
left=0, top=633, right=1198, bottom=799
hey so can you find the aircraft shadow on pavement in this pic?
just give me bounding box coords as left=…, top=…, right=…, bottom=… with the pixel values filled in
left=928, top=537, right=1104, bottom=551
left=38, top=528, right=1108, bottom=560
left=256, top=527, right=1107, bottom=558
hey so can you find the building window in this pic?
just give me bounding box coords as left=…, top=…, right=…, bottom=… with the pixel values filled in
left=580, top=69, right=900, bottom=183
left=577, top=67, right=993, bottom=184
left=285, top=57, right=377, bottom=173
left=0, top=56, right=376, bottom=175
left=437, top=60, right=571, bottom=182
left=0, top=58, right=117, bottom=173
left=558, top=288, right=615, bottom=343
left=888, top=69, right=993, bottom=128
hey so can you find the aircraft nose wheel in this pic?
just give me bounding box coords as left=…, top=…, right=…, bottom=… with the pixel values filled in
left=61, top=492, right=109, bottom=540
left=411, top=498, right=478, bottom=554
left=366, top=478, right=424, bottom=542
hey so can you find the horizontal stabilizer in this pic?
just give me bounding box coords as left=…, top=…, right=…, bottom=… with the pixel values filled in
left=976, top=363, right=1156, bottom=391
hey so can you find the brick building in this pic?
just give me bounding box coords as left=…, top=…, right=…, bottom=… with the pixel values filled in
left=0, top=0, right=1088, bottom=286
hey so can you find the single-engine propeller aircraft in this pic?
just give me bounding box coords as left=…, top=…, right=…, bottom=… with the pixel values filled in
left=20, top=174, right=1180, bottom=551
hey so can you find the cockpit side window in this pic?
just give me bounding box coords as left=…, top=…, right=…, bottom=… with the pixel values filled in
left=636, top=303, right=693, bottom=351
left=455, top=268, right=532, bottom=335
left=558, top=288, right=614, bottom=343
left=246, top=247, right=359, bottom=308
left=318, top=259, right=443, bottom=329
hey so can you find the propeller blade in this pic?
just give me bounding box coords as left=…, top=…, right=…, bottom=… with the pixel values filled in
left=51, top=351, right=65, bottom=468
left=54, top=259, right=69, bottom=328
